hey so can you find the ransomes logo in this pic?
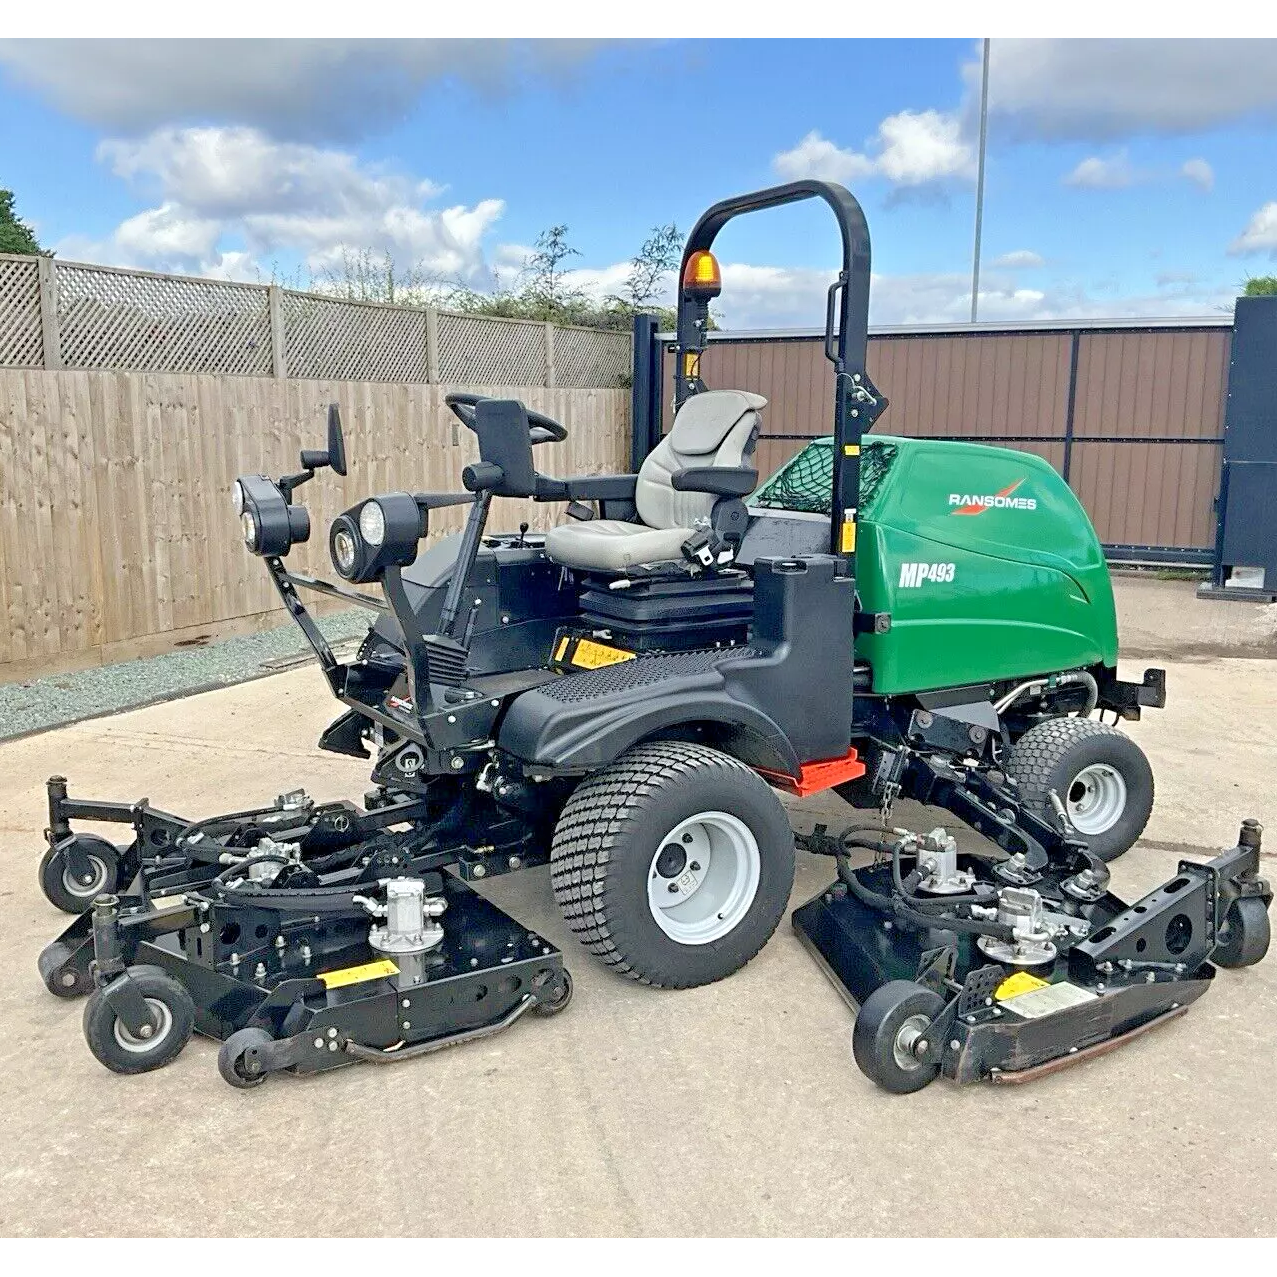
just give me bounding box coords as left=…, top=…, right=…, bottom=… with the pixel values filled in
left=899, top=562, right=956, bottom=588
left=949, top=479, right=1037, bottom=515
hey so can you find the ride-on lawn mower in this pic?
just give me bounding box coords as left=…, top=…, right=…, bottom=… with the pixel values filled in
left=35, top=181, right=1271, bottom=1093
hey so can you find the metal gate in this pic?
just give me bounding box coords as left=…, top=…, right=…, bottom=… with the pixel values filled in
left=641, top=317, right=1233, bottom=566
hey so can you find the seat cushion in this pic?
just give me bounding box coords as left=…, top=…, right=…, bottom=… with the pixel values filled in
left=544, top=519, right=691, bottom=572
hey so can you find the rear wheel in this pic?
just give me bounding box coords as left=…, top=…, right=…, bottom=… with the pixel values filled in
left=550, top=741, right=795, bottom=988
left=218, top=1027, right=275, bottom=1089
left=39, top=835, right=120, bottom=913
left=1007, top=718, right=1153, bottom=862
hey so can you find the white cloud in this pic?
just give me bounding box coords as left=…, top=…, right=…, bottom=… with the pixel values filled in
left=0, top=38, right=609, bottom=139
left=1230, top=203, right=1277, bottom=256
left=1180, top=158, right=1215, bottom=191
left=774, top=110, right=974, bottom=190
left=991, top=250, right=1045, bottom=269
left=976, top=39, right=1277, bottom=140
left=1062, top=152, right=1137, bottom=189
left=678, top=262, right=1230, bottom=330
left=62, top=125, right=505, bottom=282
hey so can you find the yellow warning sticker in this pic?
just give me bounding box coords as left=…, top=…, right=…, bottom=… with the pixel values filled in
left=318, top=958, right=399, bottom=990
left=554, top=635, right=570, bottom=662
left=570, top=638, right=636, bottom=670
left=995, top=971, right=1050, bottom=1001
left=839, top=520, right=857, bottom=553
left=844, top=444, right=860, bottom=456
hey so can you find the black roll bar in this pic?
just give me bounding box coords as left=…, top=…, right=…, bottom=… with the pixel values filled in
left=672, top=179, right=885, bottom=566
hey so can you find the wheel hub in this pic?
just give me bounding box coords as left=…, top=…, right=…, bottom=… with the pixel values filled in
left=892, top=1014, right=931, bottom=1072
left=646, top=811, right=761, bottom=945
left=112, top=997, right=172, bottom=1054
left=62, top=854, right=108, bottom=897
left=1066, top=763, right=1127, bottom=835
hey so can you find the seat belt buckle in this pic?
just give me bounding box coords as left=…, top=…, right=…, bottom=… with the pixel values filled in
left=681, top=529, right=715, bottom=568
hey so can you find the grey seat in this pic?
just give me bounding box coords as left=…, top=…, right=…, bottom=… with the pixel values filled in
left=544, top=389, right=766, bottom=573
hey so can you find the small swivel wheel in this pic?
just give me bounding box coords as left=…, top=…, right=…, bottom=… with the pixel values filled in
left=38, top=939, right=94, bottom=998
left=83, top=969, right=195, bottom=1075
left=218, top=1027, right=276, bottom=1089
left=531, top=968, right=574, bottom=1017
left=852, top=980, right=945, bottom=1094
left=39, top=834, right=121, bottom=913
left=1213, top=897, right=1271, bottom=969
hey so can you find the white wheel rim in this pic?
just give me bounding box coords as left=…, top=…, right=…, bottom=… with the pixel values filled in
left=647, top=811, right=761, bottom=945
left=1066, top=763, right=1127, bottom=835
left=62, top=854, right=108, bottom=898
left=113, top=997, right=173, bottom=1054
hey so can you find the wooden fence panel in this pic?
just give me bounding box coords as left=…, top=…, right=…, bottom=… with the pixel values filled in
left=0, top=369, right=631, bottom=679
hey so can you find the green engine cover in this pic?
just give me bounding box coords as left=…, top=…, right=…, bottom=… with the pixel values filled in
left=751, top=435, right=1118, bottom=694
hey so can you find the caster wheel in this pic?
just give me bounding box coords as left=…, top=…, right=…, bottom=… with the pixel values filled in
left=39, top=835, right=120, bottom=913
left=531, top=969, right=574, bottom=1017
left=1213, top=897, right=1271, bottom=969
left=852, top=980, right=945, bottom=1095
left=82, top=969, right=195, bottom=1075
left=37, top=939, right=94, bottom=998
left=218, top=1027, right=275, bottom=1089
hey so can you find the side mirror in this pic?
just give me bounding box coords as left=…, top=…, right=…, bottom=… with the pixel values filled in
left=300, top=403, right=348, bottom=476
left=327, top=403, right=348, bottom=476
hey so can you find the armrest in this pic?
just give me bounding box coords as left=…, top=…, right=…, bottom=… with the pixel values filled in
left=413, top=491, right=477, bottom=510
left=671, top=466, right=758, bottom=498
left=535, top=473, right=639, bottom=502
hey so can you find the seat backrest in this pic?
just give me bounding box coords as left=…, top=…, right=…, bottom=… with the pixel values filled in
left=636, top=389, right=766, bottom=530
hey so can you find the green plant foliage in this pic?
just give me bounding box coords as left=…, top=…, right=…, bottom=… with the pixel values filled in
left=0, top=189, right=46, bottom=256
left=1242, top=276, right=1277, bottom=297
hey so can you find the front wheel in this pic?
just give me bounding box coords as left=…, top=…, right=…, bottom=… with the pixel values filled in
left=550, top=741, right=795, bottom=988
left=1213, top=897, right=1271, bottom=969
left=852, top=981, right=945, bottom=1094
left=83, top=969, right=195, bottom=1075
left=1006, top=718, right=1154, bottom=862
left=39, top=835, right=121, bottom=913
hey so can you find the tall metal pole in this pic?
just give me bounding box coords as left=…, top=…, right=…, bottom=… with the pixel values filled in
left=970, top=37, right=991, bottom=324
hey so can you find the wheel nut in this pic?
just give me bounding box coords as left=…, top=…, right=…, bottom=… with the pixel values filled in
left=668, top=883, right=679, bottom=893
left=138, top=1023, right=154, bottom=1039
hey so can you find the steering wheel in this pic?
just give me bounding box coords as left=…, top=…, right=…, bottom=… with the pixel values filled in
left=445, top=392, right=568, bottom=445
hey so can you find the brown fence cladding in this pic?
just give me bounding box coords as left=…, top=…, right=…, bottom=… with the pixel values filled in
left=0, top=368, right=630, bottom=680
left=665, top=322, right=1231, bottom=560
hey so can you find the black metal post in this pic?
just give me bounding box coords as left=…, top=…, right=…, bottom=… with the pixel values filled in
left=630, top=312, right=662, bottom=470
left=1062, top=329, right=1081, bottom=485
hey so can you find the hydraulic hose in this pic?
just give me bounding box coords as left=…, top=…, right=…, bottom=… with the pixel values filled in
left=834, top=853, right=1016, bottom=942
left=993, top=670, right=1098, bottom=718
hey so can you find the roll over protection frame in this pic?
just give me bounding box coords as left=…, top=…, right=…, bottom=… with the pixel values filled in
left=672, top=180, right=887, bottom=567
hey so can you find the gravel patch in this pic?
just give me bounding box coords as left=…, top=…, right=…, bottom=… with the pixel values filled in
left=0, top=608, right=374, bottom=741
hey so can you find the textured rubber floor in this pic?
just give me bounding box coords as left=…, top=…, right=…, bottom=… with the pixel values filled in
left=550, top=740, right=793, bottom=987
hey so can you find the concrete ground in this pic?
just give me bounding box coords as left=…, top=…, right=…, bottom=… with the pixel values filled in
left=1, top=579, right=1274, bottom=1237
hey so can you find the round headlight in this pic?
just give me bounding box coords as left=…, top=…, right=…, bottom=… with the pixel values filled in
left=241, top=510, right=258, bottom=549
left=332, top=528, right=358, bottom=576
left=359, top=500, right=386, bottom=547
left=232, top=480, right=245, bottom=516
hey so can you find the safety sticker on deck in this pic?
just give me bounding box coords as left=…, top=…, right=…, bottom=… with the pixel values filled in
left=999, top=980, right=1098, bottom=1020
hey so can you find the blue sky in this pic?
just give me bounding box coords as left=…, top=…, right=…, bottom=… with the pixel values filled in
left=2, top=38, right=1276, bottom=326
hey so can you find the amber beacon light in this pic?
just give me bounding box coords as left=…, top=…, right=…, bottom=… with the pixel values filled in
left=681, top=249, right=722, bottom=298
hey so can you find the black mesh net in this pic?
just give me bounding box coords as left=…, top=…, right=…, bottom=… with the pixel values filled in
left=751, top=438, right=897, bottom=517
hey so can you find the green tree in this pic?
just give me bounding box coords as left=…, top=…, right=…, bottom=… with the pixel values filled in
left=620, top=222, right=682, bottom=311
left=524, top=224, right=583, bottom=315
left=1242, top=276, right=1277, bottom=297
left=0, top=188, right=46, bottom=255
